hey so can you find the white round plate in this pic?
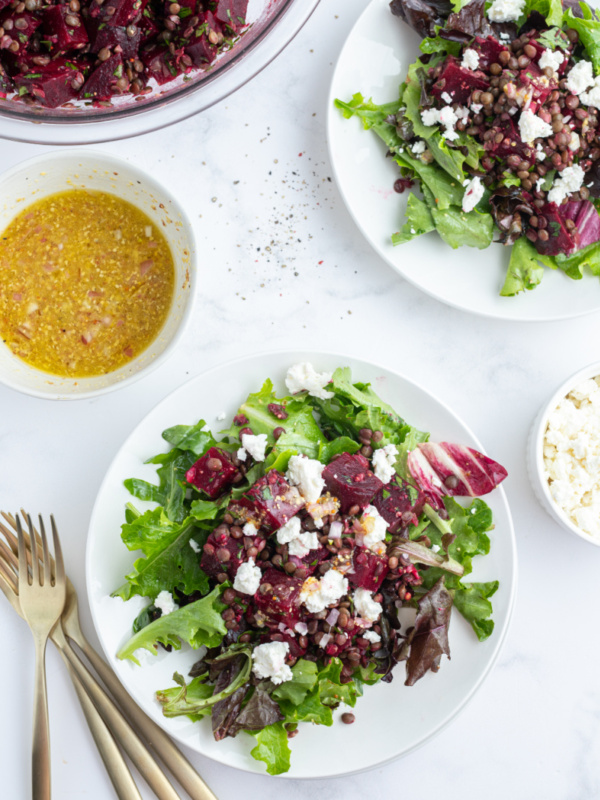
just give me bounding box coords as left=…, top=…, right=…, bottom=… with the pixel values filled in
left=327, top=0, right=600, bottom=321
left=86, top=350, right=517, bottom=778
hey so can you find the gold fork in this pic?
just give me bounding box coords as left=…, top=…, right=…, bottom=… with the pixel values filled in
left=14, top=514, right=67, bottom=800
left=0, top=512, right=218, bottom=800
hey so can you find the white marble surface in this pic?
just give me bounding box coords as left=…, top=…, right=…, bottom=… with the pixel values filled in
left=1, top=0, right=600, bottom=797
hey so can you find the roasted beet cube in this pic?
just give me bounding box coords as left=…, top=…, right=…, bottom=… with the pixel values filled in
left=184, top=31, right=217, bottom=67
left=228, top=470, right=304, bottom=533
left=44, top=6, right=88, bottom=53
left=185, top=447, right=237, bottom=499
left=518, top=62, right=556, bottom=111
left=0, top=10, right=41, bottom=46
left=373, top=477, right=425, bottom=534
left=471, top=35, right=508, bottom=70
left=0, top=62, right=13, bottom=95
left=430, top=56, right=488, bottom=105
left=80, top=53, right=127, bottom=100
left=214, top=0, right=248, bottom=32
left=253, top=568, right=304, bottom=626
left=348, top=547, right=389, bottom=592
left=14, top=59, right=79, bottom=108
left=322, top=453, right=383, bottom=514
left=485, top=115, right=528, bottom=160
left=163, top=0, right=196, bottom=17
left=200, top=528, right=265, bottom=579
left=88, top=0, right=149, bottom=27
left=288, top=544, right=330, bottom=576
left=87, top=21, right=141, bottom=60
left=141, top=44, right=180, bottom=85
left=535, top=202, right=578, bottom=256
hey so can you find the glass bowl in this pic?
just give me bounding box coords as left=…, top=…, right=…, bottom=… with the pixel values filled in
left=0, top=0, right=320, bottom=145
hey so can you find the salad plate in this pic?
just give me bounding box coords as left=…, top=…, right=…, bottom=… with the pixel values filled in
left=86, top=350, right=517, bottom=778
left=327, top=0, right=600, bottom=321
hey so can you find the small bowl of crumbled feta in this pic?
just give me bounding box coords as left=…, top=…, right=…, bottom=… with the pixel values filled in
left=528, top=362, right=600, bottom=545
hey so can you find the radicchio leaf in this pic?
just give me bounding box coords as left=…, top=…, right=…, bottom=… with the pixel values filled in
left=406, top=442, right=508, bottom=509
left=390, top=0, right=453, bottom=39
left=230, top=685, right=285, bottom=734
left=405, top=578, right=452, bottom=686
left=210, top=654, right=250, bottom=740
left=559, top=200, right=600, bottom=249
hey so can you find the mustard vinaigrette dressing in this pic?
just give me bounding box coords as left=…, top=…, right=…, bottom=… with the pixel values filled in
left=0, top=190, right=175, bottom=378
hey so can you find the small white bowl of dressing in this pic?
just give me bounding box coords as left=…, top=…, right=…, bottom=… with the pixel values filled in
left=528, top=360, right=600, bottom=547
left=0, top=150, right=196, bottom=399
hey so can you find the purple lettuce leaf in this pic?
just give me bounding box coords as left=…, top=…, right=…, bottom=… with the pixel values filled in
left=390, top=0, right=453, bottom=38
left=406, top=442, right=508, bottom=509
left=559, top=200, right=600, bottom=249
left=405, top=578, right=452, bottom=686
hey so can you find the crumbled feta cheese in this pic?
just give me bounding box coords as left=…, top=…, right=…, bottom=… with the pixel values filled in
left=431, top=544, right=441, bottom=553
left=566, top=60, right=594, bottom=96
left=353, top=588, right=383, bottom=622
left=462, top=176, right=485, bottom=214
left=300, top=569, right=348, bottom=613
left=372, top=444, right=398, bottom=484
left=421, top=106, right=459, bottom=141
left=441, top=90, right=453, bottom=104
left=411, top=140, right=426, bottom=154
left=233, top=557, right=262, bottom=595
left=155, top=590, right=178, bottom=616
left=538, top=48, right=564, bottom=75
left=547, top=164, right=585, bottom=205
left=470, top=102, right=482, bottom=113
left=189, top=538, right=201, bottom=553
left=536, top=143, right=547, bottom=161
left=360, top=505, right=388, bottom=551
left=276, top=515, right=319, bottom=558
left=455, top=106, right=470, bottom=120
left=243, top=522, right=258, bottom=537
left=286, top=454, right=325, bottom=503
left=285, top=362, right=333, bottom=400
left=237, top=448, right=247, bottom=461
left=252, top=641, right=293, bottom=685
left=500, top=32, right=510, bottom=40
left=421, top=108, right=440, bottom=127
left=240, top=433, right=268, bottom=462
left=487, top=0, right=525, bottom=22
left=462, top=48, right=480, bottom=71
left=544, top=375, right=600, bottom=538
left=536, top=177, right=544, bottom=192
left=362, top=630, right=382, bottom=644
left=518, top=108, right=553, bottom=144
left=216, top=411, right=226, bottom=421
left=579, top=76, right=600, bottom=109
left=569, top=131, right=581, bottom=152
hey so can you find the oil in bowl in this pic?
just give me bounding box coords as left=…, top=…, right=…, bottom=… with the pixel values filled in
left=0, top=189, right=176, bottom=378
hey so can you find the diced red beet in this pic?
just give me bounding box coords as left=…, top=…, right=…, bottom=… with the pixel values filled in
left=484, top=115, right=528, bottom=160
left=535, top=202, right=578, bottom=256
left=44, top=7, right=88, bottom=53
left=184, top=34, right=217, bottom=67
left=141, top=43, right=179, bottom=85
left=86, top=21, right=141, bottom=60
left=200, top=528, right=265, bottom=579
left=518, top=62, right=556, bottom=112
left=471, top=35, right=509, bottom=70
left=559, top=200, right=600, bottom=250
left=0, top=61, right=13, bottom=95
left=214, top=0, right=248, bottom=33
left=372, top=477, right=425, bottom=533
left=287, top=544, right=330, bottom=576
left=348, top=547, right=389, bottom=592
left=228, top=470, right=305, bottom=533
left=14, top=58, right=80, bottom=108
left=252, top=568, right=304, bottom=627
left=322, top=453, right=383, bottom=514
left=430, top=56, right=489, bottom=105
left=80, top=52, right=127, bottom=100
left=162, top=0, right=197, bottom=16
left=88, top=0, right=149, bottom=28
left=185, top=447, right=237, bottom=499
left=0, top=0, right=11, bottom=11
left=0, top=10, right=41, bottom=45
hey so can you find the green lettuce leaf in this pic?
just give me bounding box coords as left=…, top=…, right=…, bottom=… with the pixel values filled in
left=523, top=0, right=563, bottom=26
left=501, top=236, right=549, bottom=296
left=453, top=581, right=499, bottom=641
left=334, top=92, right=402, bottom=129
left=155, top=673, right=214, bottom=722
left=537, top=26, right=571, bottom=50
left=272, top=659, right=318, bottom=705
left=391, top=192, right=435, bottom=246
left=430, top=205, right=495, bottom=250
left=564, top=5, right=600, bottom=74
left=249, top=722, right=291, bottom=776
left=554, top=240, right=600, bottom=279
left=112, top=507, right=214, bottom=601
left=117, top=585, right=227, bottom=663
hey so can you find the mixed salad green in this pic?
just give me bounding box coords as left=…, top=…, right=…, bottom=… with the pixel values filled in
left=336, top=0, right=600, bottom=296
left=112, top=363, right=507, bottom=774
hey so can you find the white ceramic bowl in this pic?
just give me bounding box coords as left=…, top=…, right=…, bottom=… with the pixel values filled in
left=0, top=150, right=196, bottom=400
left=527, top=360, right=600, bottom=546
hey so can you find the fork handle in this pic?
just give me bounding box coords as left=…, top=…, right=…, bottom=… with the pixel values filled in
left=31, top=635, right=51, bottom=800
left=78, top=641, right=218, bottom=800
left=59, top=652, right=142, bottom=800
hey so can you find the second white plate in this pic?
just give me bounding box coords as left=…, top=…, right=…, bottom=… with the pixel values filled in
left=327, top=0, right=600, bottom=321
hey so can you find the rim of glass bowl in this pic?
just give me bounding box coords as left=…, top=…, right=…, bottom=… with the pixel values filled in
left=0, top=0, right=320, bottom=146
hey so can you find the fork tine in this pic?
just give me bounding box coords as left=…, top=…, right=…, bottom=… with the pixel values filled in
left=0, top=537, right=17, bottom=574
left=0, top=557, right=17, bottom=594
left=50, top=515, right=65, bottom=586
left=37, top=516, right=52, bottom=587
left=15, top=515, right=30, bottom=587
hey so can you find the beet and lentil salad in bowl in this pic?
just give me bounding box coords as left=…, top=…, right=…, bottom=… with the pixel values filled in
left=0, top=0, right=320, bottom=143
left=86, top=355, right=516, bottom=777
left=335, top=0, right=600, bottom=297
